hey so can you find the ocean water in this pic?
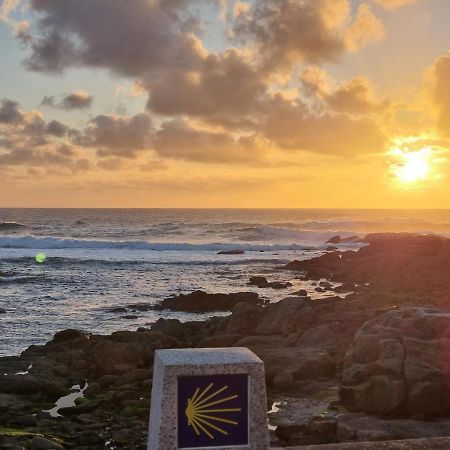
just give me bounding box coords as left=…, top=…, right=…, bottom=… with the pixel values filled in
left=1, top=208, right=450, bottom=356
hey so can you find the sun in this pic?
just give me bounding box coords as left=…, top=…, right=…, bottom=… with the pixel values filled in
left=390, top=148, right=432, bottom=184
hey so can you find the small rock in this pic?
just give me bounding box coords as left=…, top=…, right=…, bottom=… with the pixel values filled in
left=249, top=276, right=269, bottom=286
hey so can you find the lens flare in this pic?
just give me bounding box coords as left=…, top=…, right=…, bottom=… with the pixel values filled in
left=35, top=253, right=46, bottom=263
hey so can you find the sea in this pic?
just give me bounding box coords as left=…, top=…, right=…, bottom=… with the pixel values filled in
left=1, top=208, right=450, bottom=356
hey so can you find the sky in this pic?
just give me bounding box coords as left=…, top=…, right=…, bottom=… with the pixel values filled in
left=1, top=0, right=450, bottom=208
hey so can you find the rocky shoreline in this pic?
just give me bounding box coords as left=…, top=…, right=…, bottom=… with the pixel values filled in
left=2, top=233, right=450, bottom=449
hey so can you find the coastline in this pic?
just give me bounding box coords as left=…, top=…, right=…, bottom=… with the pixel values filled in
left=2, top=232, right=450, bottom=448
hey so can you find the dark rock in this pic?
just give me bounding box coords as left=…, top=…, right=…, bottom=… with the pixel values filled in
left=13, top=414, right=38, bottom=427
left=326, top=246, right=338, bottom=251
left=273, top=371, right=294, bottom=391
left=31, top=436, right=64, bottom=450
left=154, top=290, right=261, bottom=312
left=198, top=334, right=242, bottom=347
left=109, top=307, right=127, bottom=313
left=337, top=413, right=450, bottom=442
left=254, top=297, right=316, bottom=335
left=266, top=281, right=293, bottom=290
left=340, top=306, right=450, bottom=416
left=226, top=302, right=263, bottom=334
left=127, top=303, right=152, bottom=311
left=326, top=235, right=342, bottom=244
left=293, top=289, right=308, bottom=297
left=217, top=249, right=245, bottom=255
left=249, top=276, right=268, bottom=286
left=0, top=308, right=6, bottom=314
left=50, top=329, right=89, bottom=344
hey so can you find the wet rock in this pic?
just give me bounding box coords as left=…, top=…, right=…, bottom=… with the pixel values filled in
left=249, top=276, right=268, bottom=286
left=127, top=303, right=152, bottom=311
left=109, top=307, right=127, bottom=313
left=326, top=235, right=342, bottom=244
left=340, top=307, right=450, bottom=416
left=50, top=329, right=89, bottom=344
left=154, top=290, right=261, bottom=312
left=0, top=308, right=6, bottom=314
left=12, top=414, right=38, bottom=427
left=31, top=436, right=64, bottom=450
left=0, top=374, right=44, bottom=394
left=217, top=249, right=245, bottom=255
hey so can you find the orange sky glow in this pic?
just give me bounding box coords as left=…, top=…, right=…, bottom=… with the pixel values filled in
left=1, top=0, right=450, bottom=208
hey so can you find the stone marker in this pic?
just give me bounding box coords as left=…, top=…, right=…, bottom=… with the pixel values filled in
left=148, top=347, right=269, bottom=450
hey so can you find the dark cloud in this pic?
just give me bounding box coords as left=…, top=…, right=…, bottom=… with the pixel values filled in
left=146, top=49, right=265, bottom=127
left=0, top=99, right=23, bottom=124
left=46, top=120, right=69, bottom=137
left=41, top=90, right=93, bottom=110
left=74, top=113, right=153, bottom=158
left=153, top=118, right=267, bottom=164
left=24, top=0, right=203, bottom=76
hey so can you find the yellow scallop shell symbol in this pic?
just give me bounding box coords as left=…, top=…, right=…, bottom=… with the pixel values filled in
left=185, top=383, right=241, bottom=439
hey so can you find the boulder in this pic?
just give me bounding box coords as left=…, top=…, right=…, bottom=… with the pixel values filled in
left=254, top=297, right=316, bottom=335
left=154, top=290, right=261, bottom=312
left=50, top=329, right=89, bottom=344
left=340, top=307, right=450, bottom=416
left=226, top=302, right=263, bottom=334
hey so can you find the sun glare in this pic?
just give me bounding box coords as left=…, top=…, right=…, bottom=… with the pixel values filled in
left=390, top=148, right=432, bottom=184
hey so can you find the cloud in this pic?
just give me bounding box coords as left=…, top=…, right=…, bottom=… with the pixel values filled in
left=233, top=0, right=384, bottom=72
left=372, top=0, right=418, bottom=10
left=152, top=118, right=268, bottom=164
left=345, top=4, right=385, bottom=51
left=0, top=99, right=23, bottom=124
left=431, top=51, right=450, bottom=135
left=74, top=113, right=153, bottom=158
left=42, top=90, right=93, bottom=110
left=299, top=66, right=331, bottom=98
left=326, top=77, right=387, bottom=114
left=259, top=95, right=386, bottom=156
left=0, top=99, right=90, bottom=173
left=146, top=49, right=266, bottom=127
left=24, top=0, right=204, bottom=76
left=46, top=120, right=69, bottom=137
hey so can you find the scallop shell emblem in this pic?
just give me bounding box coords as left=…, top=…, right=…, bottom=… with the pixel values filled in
left=184, top=383, right=242, bottom=439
